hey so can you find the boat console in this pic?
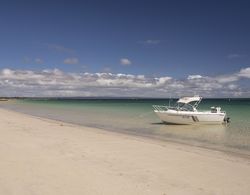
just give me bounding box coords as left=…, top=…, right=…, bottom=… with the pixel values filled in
left=210, top=106, right=221, bottom=113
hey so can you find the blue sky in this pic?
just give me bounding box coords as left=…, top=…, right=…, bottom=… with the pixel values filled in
left=0, top=0, right=250, bottom=97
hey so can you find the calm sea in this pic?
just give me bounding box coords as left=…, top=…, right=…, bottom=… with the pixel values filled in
left=1, top=98, right=250, bottom=155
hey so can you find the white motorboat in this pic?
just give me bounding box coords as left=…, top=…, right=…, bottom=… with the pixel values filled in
left=153, top=96, right=229, bottom=125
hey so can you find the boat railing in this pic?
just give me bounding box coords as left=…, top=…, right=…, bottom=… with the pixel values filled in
left=153, top=104, right=227, bottom=114
left=152, top=105, right=169, bottom=112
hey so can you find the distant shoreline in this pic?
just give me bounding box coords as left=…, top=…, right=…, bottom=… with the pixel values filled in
left=0, top=98, right=8, bottom=101
left=1, top=96, right=250, bottom=100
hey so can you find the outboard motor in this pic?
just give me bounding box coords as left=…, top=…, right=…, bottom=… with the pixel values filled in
left=224, top=117, right=230, bottom=123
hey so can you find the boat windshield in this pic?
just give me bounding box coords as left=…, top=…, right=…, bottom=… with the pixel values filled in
left=175, top=102, right=195, bottom=111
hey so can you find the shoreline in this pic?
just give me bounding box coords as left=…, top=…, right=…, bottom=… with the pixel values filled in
left=1, top=108, right=250, bottom=194
left=1, top=103, right=250, bottom=158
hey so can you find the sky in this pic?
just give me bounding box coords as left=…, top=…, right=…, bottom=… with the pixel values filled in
left=0, top=0, right=250, bottom=97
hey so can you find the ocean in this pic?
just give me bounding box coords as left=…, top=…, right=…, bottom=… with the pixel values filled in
left=1, top=98, right=250, bottom=155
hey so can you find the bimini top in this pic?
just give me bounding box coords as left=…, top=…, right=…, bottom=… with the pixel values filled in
left=177, top=96, right=202, bottom=104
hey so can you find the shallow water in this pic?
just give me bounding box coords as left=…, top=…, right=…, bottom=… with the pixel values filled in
left=1, top=98, right=250, bottom=154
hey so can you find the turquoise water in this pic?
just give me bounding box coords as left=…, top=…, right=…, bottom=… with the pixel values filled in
left=1, top=98, right=250, bottom=154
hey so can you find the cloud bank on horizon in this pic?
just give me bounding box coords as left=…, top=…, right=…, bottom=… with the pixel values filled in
left=0, top=67, right=249, bottom=98
left=0, top=1, right=250, bottom=98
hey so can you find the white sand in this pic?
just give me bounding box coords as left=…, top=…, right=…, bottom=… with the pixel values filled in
left=0, top=108, right=250, bottom=195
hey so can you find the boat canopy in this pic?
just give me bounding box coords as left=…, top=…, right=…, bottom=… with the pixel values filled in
left=177, top=96, right=202, bottom=104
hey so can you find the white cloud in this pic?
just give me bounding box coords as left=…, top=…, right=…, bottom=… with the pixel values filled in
left=155, top=77, right=172, bottom=86
left=63, top=57, right=79, bottom=65
left=0, top=67, right=249, bottom=97
left=228, top=84, right=238, bottom=90
left=120, top=58, right=131, bottom=66
left=2, top=68, right=14, bottom=76
left=238, top=67, right=250, bottom=78
left=215, top=75, right=239, bottom=83
left=187, top=75, right=203, bottom=80
left=137, top=75, right=145, bottom=80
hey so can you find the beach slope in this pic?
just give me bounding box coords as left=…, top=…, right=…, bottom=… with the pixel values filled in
left=0, top=108, right=250, bottom=195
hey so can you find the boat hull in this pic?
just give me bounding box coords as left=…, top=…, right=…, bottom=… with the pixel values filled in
left=154, top=110, right=226, bottom=125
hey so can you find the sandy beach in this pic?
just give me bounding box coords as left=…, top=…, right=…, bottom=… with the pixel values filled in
left=0, top=108, right=250, bottom=195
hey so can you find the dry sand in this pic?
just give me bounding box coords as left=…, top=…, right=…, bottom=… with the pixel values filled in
left=0, top=108, right=250, bottom=195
